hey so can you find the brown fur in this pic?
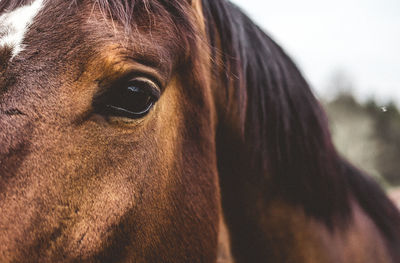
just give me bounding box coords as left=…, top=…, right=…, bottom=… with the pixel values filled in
left=1, top=0, right=218, bottom=262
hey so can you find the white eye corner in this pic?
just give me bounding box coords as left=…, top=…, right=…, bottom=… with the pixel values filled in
left=0, top=0, right=45, bottom=59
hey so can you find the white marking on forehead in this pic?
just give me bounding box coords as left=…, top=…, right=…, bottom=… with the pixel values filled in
left=0, top=0, right=44, bottom=59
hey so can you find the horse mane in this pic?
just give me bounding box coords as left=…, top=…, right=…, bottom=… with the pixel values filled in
left=201, top=0, right=400, bottom=246
left=202, top=0, right=348, bottom=223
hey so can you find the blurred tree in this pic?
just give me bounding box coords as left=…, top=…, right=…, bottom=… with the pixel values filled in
left=324, top=71, right=400, bottom=188
left=325, top=93, right=389, bottom=187
left=369, top=103, right=400, bottom=185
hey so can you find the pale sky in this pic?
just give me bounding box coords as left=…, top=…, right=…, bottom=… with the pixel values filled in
left=230, top=0, right=400, bottom=106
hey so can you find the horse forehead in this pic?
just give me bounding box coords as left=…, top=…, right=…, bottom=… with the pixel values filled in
left=0, top=0, right=45, bottom=59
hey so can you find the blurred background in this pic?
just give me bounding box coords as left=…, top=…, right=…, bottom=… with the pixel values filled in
left=230, top=0, right=400, bottom=199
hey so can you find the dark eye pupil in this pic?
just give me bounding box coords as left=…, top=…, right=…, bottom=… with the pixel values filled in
left=118, top=86, right=153, bottom=113
left=94, top=79, right=159, bottom=119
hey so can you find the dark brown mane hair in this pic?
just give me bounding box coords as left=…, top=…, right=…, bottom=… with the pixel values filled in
left=201, top=0, right=400, bottom=249
left=204, top=0, right=348, bottom=223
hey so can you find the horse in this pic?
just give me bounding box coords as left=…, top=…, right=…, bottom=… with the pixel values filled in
left=0, top=0, right=399, bottom=262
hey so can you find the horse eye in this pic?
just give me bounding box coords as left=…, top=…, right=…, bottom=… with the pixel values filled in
left=94, top=77, right=160, bottom=119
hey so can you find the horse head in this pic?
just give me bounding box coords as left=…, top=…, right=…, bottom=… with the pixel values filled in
left=0, top=0, right=221, bottom=261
